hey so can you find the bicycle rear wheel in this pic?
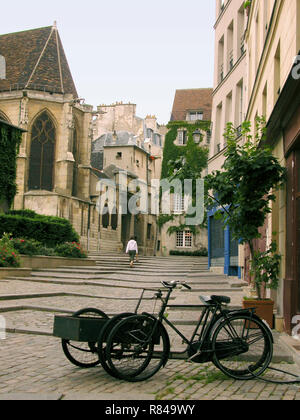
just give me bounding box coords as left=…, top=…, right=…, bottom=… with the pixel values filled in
left=105, top=314, right=170, bottom=382
left=211, top=313, right=273, bottom=380
left=62, top=308, right=109, bottom=368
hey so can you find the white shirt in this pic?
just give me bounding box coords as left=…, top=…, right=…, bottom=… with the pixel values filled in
left=126, top=240, right=138, bottom=253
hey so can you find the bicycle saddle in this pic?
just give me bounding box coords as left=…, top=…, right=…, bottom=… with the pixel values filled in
left=162, top=281, right=177, bottom=289
left=200, top=295, right=231, bottom=305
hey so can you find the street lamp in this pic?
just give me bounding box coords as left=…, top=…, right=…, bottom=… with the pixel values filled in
left=193, top=129, right=202, bottom=144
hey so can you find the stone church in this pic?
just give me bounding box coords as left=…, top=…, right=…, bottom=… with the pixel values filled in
left=0, top=23, right=166, bottom=254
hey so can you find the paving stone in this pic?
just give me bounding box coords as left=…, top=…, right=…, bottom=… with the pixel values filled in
left=0, top=256, right=299, bottom=400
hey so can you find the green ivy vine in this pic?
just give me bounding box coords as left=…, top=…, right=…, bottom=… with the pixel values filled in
left=0, top=123, right=22, bottom=208
left=160, top=120, right=210, bottom=234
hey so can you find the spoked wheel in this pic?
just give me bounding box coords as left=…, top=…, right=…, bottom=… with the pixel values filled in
left=105, top=314, right=170, bottom=382
left=62, top=308, right=109, bottom=368
left=211, top=313, right=273, bottom=380
left=97, top=313, right=135, bottom=378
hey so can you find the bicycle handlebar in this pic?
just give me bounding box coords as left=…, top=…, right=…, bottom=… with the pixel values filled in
left=161, top=280, right=192, bottom=291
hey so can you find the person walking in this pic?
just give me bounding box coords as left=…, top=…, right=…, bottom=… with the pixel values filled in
left=126, top=236, right=138, bottom=268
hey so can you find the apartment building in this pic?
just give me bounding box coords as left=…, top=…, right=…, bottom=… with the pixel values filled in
left=209, top=0, right=300, bottom=333
left=245, top=0, right=300, bottom=333
left=160, top=89, right=212, bottom=256
left=208, top=0, right=247, bottom=278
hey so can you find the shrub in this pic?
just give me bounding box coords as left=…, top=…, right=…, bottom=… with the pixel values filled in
left=0, top=214, right=79, bottom=247
left=0, top=233, right=20, bottom=268
left=170, top=248, right=208, bottom=257
left=11, top=238, right=43, bottom=256
left=7, top=209, right=37, bottom=219
left=54, top=242, right=87, bottom=259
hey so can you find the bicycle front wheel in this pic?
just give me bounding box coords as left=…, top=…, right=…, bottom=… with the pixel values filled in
left=211, top=313, right=273, bottom=380
left=105, top=314, right=170, bottom=382
left=97, top=312, right=135, bottom=378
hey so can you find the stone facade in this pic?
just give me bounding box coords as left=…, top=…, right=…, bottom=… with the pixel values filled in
left=91, top=102, right=166, bottom=255
left=159, top=89, right=212, bottom=257
left=0, top=25, right=168, bottom=256
left=208, top=0, right=248, bottom=279
left=244, top=0, right=300, bottom=333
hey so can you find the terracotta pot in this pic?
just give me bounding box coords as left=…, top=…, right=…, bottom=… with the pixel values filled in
left=242, top=299, right=274, bottom=329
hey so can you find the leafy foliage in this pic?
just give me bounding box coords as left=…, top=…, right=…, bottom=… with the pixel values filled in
left=0, top=212, right=79, bottom=247
left=205, top=119, right=286, bottom=244
left=54, top=242, right=87, bottom=259
left=160, top=120, right=210, bottom=233
left=0, top=124, right=22, bottom=207
left=170, top=248, right=208, bottom=257
left=205, top=118, right=286, bottom=298
left=250, top=241, right=281, bottom=300
left=0, top=233, right=20, bottom=268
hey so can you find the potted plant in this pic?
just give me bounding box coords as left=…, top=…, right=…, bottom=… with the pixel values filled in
left=243, top=241, right=281, bottom=328
left=205, top=117, right=286, bottom=329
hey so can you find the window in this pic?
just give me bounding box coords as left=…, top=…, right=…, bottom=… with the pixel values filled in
left=111, top=208, right=118, bottom=230
left=155, top=134, right=162, bottom=146
left=0, top=55, right=5, bottom=80
left=28, top=111, right=55, bottom=191
left=72, top=128, right=78, bottom=197
left=176, top=231, right=193, bottom=248
left=189, top=112, right=203, bottom=121
left=178, top=130, right=187, bottom=145
left=147, top=223, right=152, bottom=240
left=274, top=41, right=281, bottom=103
left=146, top=128, right=153, bottom=141
left=173, top=194, right=185, bottom=214
left=102, top=205, right=110, bottom=229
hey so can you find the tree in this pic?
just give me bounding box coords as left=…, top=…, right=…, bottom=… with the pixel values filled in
left=160, top=121, right=209, bottom=234
left=205, top=118, right=286, bottom=297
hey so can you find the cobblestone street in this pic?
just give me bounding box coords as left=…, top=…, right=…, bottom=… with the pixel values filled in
left=0, top=255, right=300, bottom=400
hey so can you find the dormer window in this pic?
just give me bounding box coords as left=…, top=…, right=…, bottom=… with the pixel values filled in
left=188, top=111, right=203, bottom=121
left=0, top=55, right=6, bottom=79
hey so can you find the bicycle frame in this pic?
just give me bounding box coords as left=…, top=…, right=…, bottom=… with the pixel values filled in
left=133, top=285, right=264, bottom=361
left=141, top=286, right=229, bottom=357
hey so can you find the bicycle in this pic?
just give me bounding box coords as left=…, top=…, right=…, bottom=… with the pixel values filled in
left=103, top=280, right=274, bottom=382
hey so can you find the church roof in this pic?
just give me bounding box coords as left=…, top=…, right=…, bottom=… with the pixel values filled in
left=170, top=88, right=213, bottom=122
left=0, top=24, right=78, bottom=97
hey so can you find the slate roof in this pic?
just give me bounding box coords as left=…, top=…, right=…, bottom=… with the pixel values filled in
left=0, top=24, right=78, bottom=97
left=170, top=88, right=213, bottom=121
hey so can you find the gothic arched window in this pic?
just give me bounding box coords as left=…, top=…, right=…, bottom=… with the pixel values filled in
left=0, top=55, right=6, bottom=80
left=111, top=208, right=118, bottom=230
left=102, top=204, right=110, bottom=229
left=28, top=112, right=55, bottom=191
left=72, top=128, right=78, bottom=197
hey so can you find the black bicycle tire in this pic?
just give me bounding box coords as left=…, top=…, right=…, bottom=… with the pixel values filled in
left=211, top=313, right=273, bottom=380
left=62, top=308, right=109, bottom=369
left=97, top=312, right=135, bottom=378
left=105, top=314, right=170, bottom=382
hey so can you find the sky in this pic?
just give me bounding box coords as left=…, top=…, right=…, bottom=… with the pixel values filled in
left=1, top=0, right=215, bottom=125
